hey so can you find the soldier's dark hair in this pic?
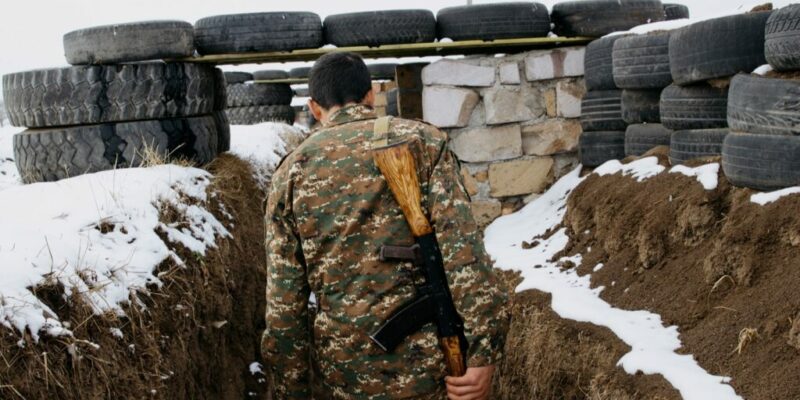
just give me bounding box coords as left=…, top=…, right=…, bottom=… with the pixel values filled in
left=309, top=52, right=372, bottom=109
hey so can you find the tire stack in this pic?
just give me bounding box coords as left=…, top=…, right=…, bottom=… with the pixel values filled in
left=225, top=70, right=295, bottom=126
left=723, top=5, right=800, bottom=190
left=579, top=35, right=629, bottom=167
left=5, top=21, right=228, bottom=184
left=666, top=11, right=773, bottom=166
left=613, top=31, right=674, bottom=157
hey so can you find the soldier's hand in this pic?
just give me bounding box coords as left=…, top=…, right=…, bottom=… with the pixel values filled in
left=444, top=365, right=494, bottom=400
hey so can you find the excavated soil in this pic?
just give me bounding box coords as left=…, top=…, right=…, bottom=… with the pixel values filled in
left=562, top=153, right=800, bottom=400
left=0, top=155, right=269, bottom=399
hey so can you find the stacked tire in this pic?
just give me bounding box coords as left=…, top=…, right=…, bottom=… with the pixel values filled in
left=225, top=72, right=295, bottom=126
left=665, top=11, right=773, bottom=165
left=612, top=31, right=674, bottom=157
left=722, top=5, right=800, bottom=190
left=552, top=0, right=666, bottom=38
left=6, top=21, right=228, bottom=184
left=579, top=35, right=629, bottom=167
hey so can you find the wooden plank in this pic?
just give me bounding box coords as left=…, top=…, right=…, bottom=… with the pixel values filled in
left=395, top=63, right=426, bottom=120
left=173, top=36, right=593, bottom=65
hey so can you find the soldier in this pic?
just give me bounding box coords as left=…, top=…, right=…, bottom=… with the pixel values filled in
left=263, top=52, right=510, bottom=400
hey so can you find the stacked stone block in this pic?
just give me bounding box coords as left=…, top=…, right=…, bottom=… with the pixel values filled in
left=421, top=47, right=586, bottom=227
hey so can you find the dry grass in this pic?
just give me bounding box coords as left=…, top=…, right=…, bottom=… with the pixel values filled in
left=733, top=328, right=760, bottom=355
left=136, top=142, right=194, bottom=169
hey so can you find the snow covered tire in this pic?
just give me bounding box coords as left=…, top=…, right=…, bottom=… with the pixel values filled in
left=669, top=128, right=728, bottom=166
left=765, top=4, right=800, bottom=71
left=581, top=90, right=627, bottom=132
left=668, top=11, right=772, bottom=85
left=226, top=105, right=295, bottom=125
left=551, top=0, right=665, bottom=38
left=722, top=132, right=800, bottom=191
left=3, top=63, right=216, bottom=128
left=436, top=3, right=551, bottom=41
left=323, top=10, right=436, bottom=47
left=63, top=20, right=194, bottom=65
left=194, top=12, right=323, bottom=55
left=13, top=115, right=218, bottom=183
left=625, top=124, right=673, bottom=156
left=613, top=32, right=672, bottom=89
left=579, top=131, right=626, bottom=167
left=660, top=84, right=728, bottom=130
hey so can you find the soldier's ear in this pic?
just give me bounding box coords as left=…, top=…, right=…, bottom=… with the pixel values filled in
left=362, top=89, right=376, bottom=108
left=308, top=99, right=324, bottom=121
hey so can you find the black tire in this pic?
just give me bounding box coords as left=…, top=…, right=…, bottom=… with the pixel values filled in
left=223, top=71, right=253, bottom=84
left=13, top=115, right=218, bottom=183
left=625, top=124, right=673, bottom=156
left=669, top=11, right=772, bottom=85
left=551, top=0, right=665, bottom=38
left=294, top=87, right=310, bottom=98
left=253, top=70, right=289, bottom=81
left=612, top=32, right=672, bottom=89
left=585, top=35, right=631, bottom=91
left=226, top=83, right=293, bottom=108
left=324, top=10, right=436, bottom=47
left=766, top=5, right=800, bottom=71
left=660, top=84, right=728, bottom=130
left=194, top=12, right=323, bottom=55
left=579, top=131, right=626, bottom=167
left=368, top=64, right=398, bottom=80
left=621, top=89, right=661, bottom=124
left=581, top=90, right=627, bottom=132
left=669, top=129, right=728, bottom=165
left=727, top=74, right=800, bottom=136
left=214, top=111, right=231, bottom=153
left=213, top=68, right=227, bottom=112
left=722, top=132, right=800, bottom=190
left=226, top=105, right=295, bottom=125
left=663, top=4, right=690, bottom=20
left=289, top=67, right=312, bottom=79
left=64, top=21, right=194, bottom=65
left=3, top=63, right=216, bottom=128
left=386, top=88, right=399, bottom=117
left=436, top=2, right=551, bottom=41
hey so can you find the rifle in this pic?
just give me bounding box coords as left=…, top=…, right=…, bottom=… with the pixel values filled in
left=370, top=138, right=469, bottom=377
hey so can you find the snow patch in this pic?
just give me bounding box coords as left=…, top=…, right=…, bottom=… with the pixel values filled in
left=484, top=167, right=741, bottom=400
left=249, top=362, right=264, bottom=376
left=670, top=163, right=720, bottom=190
left=604, top=18, right=695, bottom=37
left=0, top=166, right=229, bottom=341
left=594, top=157, right=665, bottom=182
left=229, top=122, right=305, bottom=188
left=753, top=64, right=774, bottom=76
left=751, top=187, right=800, bottom=205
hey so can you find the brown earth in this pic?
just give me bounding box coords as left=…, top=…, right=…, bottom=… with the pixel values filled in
left=0, top=155, right=269, bottom=399
left=561, top=152, right=800, bottom=400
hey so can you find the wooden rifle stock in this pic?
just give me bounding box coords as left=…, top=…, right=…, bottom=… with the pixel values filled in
left=372, top=141, right=467, bottom=378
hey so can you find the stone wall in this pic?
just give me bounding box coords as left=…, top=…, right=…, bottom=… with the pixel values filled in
left=421, top=47, right=587, bottom=226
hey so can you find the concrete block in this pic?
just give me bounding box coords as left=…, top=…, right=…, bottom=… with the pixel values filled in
left=484, top=87, right=533, bottom=125
left=499, top=62, right=521, bottom=85
left=449, top=125, right=523, bottom=163
left=489, top=157, right=554, bottom=197
left=471, top=200, right=502, bottom=227
left=556, top=80, right=586, bottom=118
left=422, top=60, right=496, bottom=87
left=522, top=119, right=582, bottom=156
left=422, top=87, right=480, bottom=128
left=525, top=47, right=586, bottom=82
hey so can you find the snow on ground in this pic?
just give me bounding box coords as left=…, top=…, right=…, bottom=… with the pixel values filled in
left=0, top=122, right=296, bottom=342
left=484, top=163, right=742, bottom=400
left=751, top=187, right=800, bottom=206
left=594, top=156, right=666, bottom=182
left=670, top=163, right=720, bottom=191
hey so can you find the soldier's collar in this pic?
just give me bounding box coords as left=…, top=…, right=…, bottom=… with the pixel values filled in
left=326, top=104, right=377, bottom=127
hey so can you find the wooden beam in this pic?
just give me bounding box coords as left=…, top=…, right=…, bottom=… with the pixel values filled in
left=172, top=36, right=593, bottom=65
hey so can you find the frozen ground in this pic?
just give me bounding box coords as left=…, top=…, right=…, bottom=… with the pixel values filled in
left=484, top=159, right=742, bottom=400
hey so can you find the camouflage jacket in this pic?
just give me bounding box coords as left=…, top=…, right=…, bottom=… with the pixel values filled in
left=263, top=104, right=510, bottom=399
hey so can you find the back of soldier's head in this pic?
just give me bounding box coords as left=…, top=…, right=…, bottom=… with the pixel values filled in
left=309, top=52, right=372, bottom=110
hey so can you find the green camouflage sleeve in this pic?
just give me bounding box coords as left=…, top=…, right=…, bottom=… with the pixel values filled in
left=262, top=161, right=311, bottom=398
left=426, top=135, right=511, bottom=368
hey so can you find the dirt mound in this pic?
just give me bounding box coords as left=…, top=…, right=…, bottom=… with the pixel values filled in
left=563, top=156, right=800, bottom=399
left=0, top=155, right=269, bottom=399
left=493, top=290, right=679, bottom=399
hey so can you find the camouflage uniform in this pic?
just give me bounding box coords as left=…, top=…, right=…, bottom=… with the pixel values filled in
left=263, top=104, right=510, bottom=399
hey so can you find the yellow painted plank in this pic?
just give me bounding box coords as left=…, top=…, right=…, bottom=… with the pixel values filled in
left=174, top=36, right=593, bottom=65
